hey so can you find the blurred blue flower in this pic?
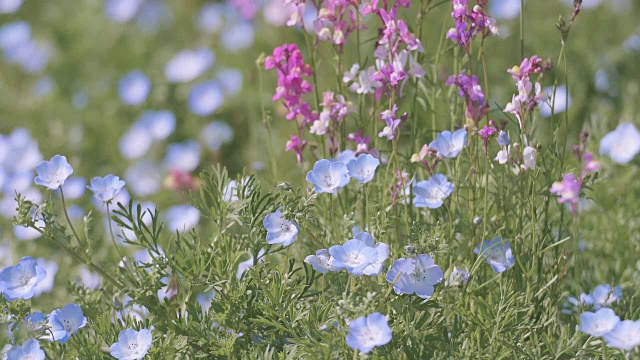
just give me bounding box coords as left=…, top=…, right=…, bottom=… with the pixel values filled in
left=88, top=174, right=126, bottom=203
left=93, top=188, right=130, bottom=213
left=446, top=266, right=470, bottom=286
left=166, top=204, right=200, bottom=233
left=413, top=173, right=454, bottom=209
left=188, top=80, right=224, bottom=116
left=119, top=125, right=153, bottom=159
left=118, top=70, right=151, bottom=106
left=77, top=266, right=101, bottom=290
left=110, top=328, right=153, bottom=360
left=104, top=0, right=143, bottom=23
left=489, top=0, right=521, bottom=20
left=201, top=121, right=233, bottom=151
left=497, top=130, right=510, bottom=146
left=335, top=149, right=356, bottom=164
left=136, top=0, right=173, bottom=33
left=61, top=176, right=85, bottom=200
left=579, top=308, right=620, bottom=337
left=216, top=68, right=243, bottom=96
left=197, top=289, right=216, bottom=314
left=386, top=254, right=443, bottom=299
left=32, top=258, right=58, bottom=296
left=125, top=160, right=162, bottom=197
left=329, top=239, right=377, bottom=276
left=223, top=177, right=251, bottom=203
left=304, top=249, right=345, bottom=274
left=138, top=110, right=176, bottom=141
left=8, top=311, right=46, bottom=340
left=165, top=141, right=201, bottom=172
left=589, top=284, right=623, bottom=309
left=197, top=3, right=224, bottom=34
left=600, top=122, right=640, bottom=164
left=0, top=256, right=47, bottom=301
left=165, top=48, right=214, bottom=83
left=34, top=154, right=73, bottom=190
left=306, top=159, right=350, bottom=194
left=2, top=128, right=42, bottom=174
left=264, top=208, right=298, bottom=246
left=71, top=91, right=88, bottom=109
left=346, top=312, right=392, bottom=354
left=237, top=249, right=265, bottom=278
left=220, top=22, right=255, bottom=53
left=10, top=40, right=50, bottom=74
left=603, top=320, right=640, bottom=351
left=0, top=21, right=30, bottom=52
left=45, top=303, right=87, bottom=344
left=347, top=153, right=380, bottom=184
left=474, top=237, right=515, bottom=273
left=5, top=339, right=44, bottom=360
left=539, top=85, right=570, bottom=118
left=429, top=129, right=467, bottom=158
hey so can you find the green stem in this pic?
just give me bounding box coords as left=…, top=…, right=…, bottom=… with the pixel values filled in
left=59, top=188, right=85, bottom=250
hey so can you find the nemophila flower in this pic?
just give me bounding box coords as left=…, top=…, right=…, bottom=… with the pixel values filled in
left=599, top=122, right=640, bottom=164
left=77, top=266, right=101, bottom=290
left=237, top=249, right=266, bottom=278
left=329, top=239, right=377, bottom=276
left=166, top=205, right=200, bottom=233
left=32, top=258, right=57, bottom=296
left=474, top=237, right=515, bottom=273
left=306, top=159, right=350, bottom=194
left=0, top=0, right=23, bottom=13
left=125, top=160, right=162, bottom=197
left=590, top=284, right=623, bottom=308
left=522, top=146, right=536, bottom=170
left=385, top=254, right=444, bottom=299
left=539, top=85, right=571, bottom=118
left=45, top=303, right=87, bottom=343
left=336, top=150, right=357, bottom=164
left=347, top=154, right=380, bottom=184
left=5, top=339, right=44, bottom=360
left=119, top=125, right=153, bottom=159
left=362, top=242, right=389, bottom=277
left=33, top=155, right=73, bottom=190
left=263, top=208, right=298, bottom=246
left=0, top=256, right=47, bottom=301
left=220, top=21, right=255, bottom=53
left=304, top=249, right=345, bottom=274
left=135, top=1, right=174, bottom=33
left=197, top=289, right=216, bottom=314
left=223, top=177, right=251, bottom=203
left=429, top=129, right=467, bottom=158
left=447, top=266, right=470, bottom=286
left=346, top=312, right=392, bottom=354
left=88, top=174, right=125, bottom=203
left=498, top=130, right=510, bottom=146
left=118, top=70, right=151, bottom=105
left=188, top=80, right=224, bottom=117
left=603, top=320, right=640, bottom=351
left=579, top=308, right=620, bottom=337
left=110, top=328, right=153, bottom=360
left=490, top=0, right=521, bottom=19
left=165, top=48, right=215, bottom=83
left=61, top=176, right=85, bottom=200
left=413, top=173, right=455, bottom=209
left=216, top=68, right=243, bottom=95
left=8, top=311, right=46, bottom=341
left=165, top=141, right=201, bottom=172
left=138, top=110, right=176, bottom=141
left=197, top=3, right=224, bottom=34
left=0, top=21, right=30, bottom=52
left=104, top=0, right=143, bottom=22
left=201, top=121, right=234, bottom=151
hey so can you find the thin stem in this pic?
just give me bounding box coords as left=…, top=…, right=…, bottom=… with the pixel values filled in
left=519, top=0, right=525, bottom=59
left=59, top=188, right=85, bottom=249
left=106, top=203, right=128, bottom=267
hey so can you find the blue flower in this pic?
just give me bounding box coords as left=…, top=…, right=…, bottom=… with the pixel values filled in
left=474, top=237, right=515, bottom=273
left=446, top=266, right=470, bottom=286
left=188, top=80, right=224, bottom=117
left=264, top=208, right=299, bottom=246
left=197, top=3, right=224, bottom=34
left=45, top=303, right=87, bottom=343
left=335, top=150, right=356, bottom=164
left=539, top=85, right=571, bottom=118
left=88, top=174, right=126, bottom=203
left=600, top=122, right=640, bottom=164
left=165, top=48, right=214, bottom=83
left=346, top=312, right=392, bottom=354
left=603, top=320, right=640, bottom=351
left=429, top=129, right=467, bottom=158
left=165, top=141, right=201, bottom=172
left=32, top=258, right=57, bottom=296
left=119, top=125, right=153, bottom=159
left=306, top=159, right=350, bottom=194
left=220, top=22, right=255, bottom=53
left=61, top=177, right=85, bottom=199
left=125, top=160, right=162, bottom=197
left=138, top=110, right=176, bottom=141
left=104, top=0, right=143, bottom=23
left=589, top=284, right=623, bottom=309
left=197, top=289, right=216, bottom=314
left=110, top=328, right=153, bottom=360
left=489, top=0, right=521, bottom=20
left=347, top=154, right=380, bottom=184
left=33, top=155, right=73, bottom=190
left=166, top=205, right=200, bottom=233
left=329, top=239, right=377, bottom=276
left=579, top=308, right=620, bottom=337
left=413, top=173, right=454, bottom=209
left=118, top=70, right=151, bottom=105
left=216, top=68, right=243, bottom=95
left=304, top=249, right=345, bottom=274
left=5, top=339, right=44, bottom=360
left=201, top=121, right=234, bottom=151
left=0, top=256, right=47, bottom=301
left=8, top=311, right=46, bottom=340
left=0, top=21, right=30, bottom=52
left=237, top=249, right=265, bottom=278
left=385, top=254, right=443, bottom=299
left=497, top=130, right=510, bottom=146
left=353, top=232, right=388, bottom=276
left=0, top=0, right=23, bottom=14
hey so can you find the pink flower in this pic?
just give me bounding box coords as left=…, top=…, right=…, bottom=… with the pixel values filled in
left=286, top=136, right=307, bottom=165
left=550, top=173, right=581, bottom=214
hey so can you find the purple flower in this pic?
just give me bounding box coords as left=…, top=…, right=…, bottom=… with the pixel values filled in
left=474, top=237, right=515, bottom=273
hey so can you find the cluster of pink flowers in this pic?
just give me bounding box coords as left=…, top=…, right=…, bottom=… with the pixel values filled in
left=446, top=0, right=498, bottom=51
left=550, top=151, right=600, bottom=215
left=446, top=71, right=488, bottom=123
left=314, top=0, right=358, bottom=47
left=504, top=56, right=550, bottom=127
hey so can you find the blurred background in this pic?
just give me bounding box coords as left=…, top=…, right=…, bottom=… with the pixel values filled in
left=0, top=0, right=639, bottom=307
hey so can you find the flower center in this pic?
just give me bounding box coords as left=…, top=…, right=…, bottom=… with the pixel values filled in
left=324, top=175, right=334, bottom=188
left=18, top=275, right=30, bottom=286
left=62, top=319, right=73, bottom=332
